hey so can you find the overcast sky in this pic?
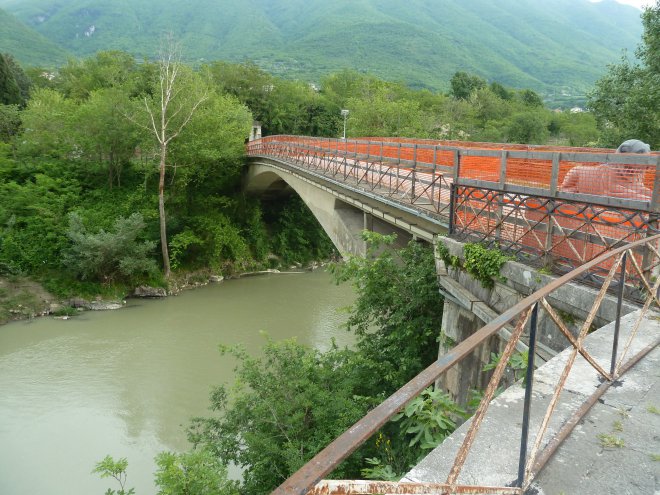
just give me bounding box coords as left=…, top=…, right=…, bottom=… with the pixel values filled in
left=604, top=0, right=653, bottom=8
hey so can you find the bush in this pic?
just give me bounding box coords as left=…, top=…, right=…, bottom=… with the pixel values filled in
left=63, top=212, right=157, bottom=283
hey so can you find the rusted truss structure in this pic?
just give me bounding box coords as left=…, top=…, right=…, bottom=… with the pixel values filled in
left=271, top=235, right=660, bottom=494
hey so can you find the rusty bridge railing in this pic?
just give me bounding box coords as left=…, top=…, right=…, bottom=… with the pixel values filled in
left=270, top=233, right=660, bottom=494
left=247, top=136, right=660, bottom=284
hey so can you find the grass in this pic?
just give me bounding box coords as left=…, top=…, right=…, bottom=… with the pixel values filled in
left=597, top=433, right=625, bottom=449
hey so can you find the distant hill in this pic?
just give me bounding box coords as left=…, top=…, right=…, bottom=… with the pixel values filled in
left=0, top=8, right=69, bottom=67
left=0, top=0, right=645, bottom=95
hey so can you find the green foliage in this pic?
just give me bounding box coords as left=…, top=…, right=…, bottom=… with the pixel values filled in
left=92, top=455, right=135, bottom=495
left=506, top=111, right=549, bottom=144
left=154, top=449, right=239, bottom=495
left=330, top=232, right=444, bottom=394
left=0, top=53, right=21, bottom=105
left=451, top=71, right=487, bottom=100
left=0, top=103, right=21, bottom=144
left=169, top=229, right=204, bottom=271
left=436, top=240, right=460, bottom=269
left=598, top=433, right=625, bottom=449
left=463, top=243, right=511, bottom=289
left=0, top=10, right=69, bottom=67
left=63, top=212, right=157, bottom=283
left=361, top=453, right=400, bottom=482
left=2, top=0, right=645, bottom=99
left=483, top=350, right=529, bottom=384
left=392, top=387, right=467, bottom=451
left=0, top=169, right=81, bottom=274
left=588, top=4, right=659, bottom=148
left=265, top=196, right=336, bottom=265
left=188, top=340, right=373, bottom=494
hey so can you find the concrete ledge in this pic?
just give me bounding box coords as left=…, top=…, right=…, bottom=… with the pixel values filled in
left=437, top=237, right=639, bottom=351
left=403, top=310, right=660, bottom=493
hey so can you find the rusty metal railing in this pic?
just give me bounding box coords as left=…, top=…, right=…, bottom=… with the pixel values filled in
left=247, top=136, right=659, bottom=281
left=271, top=233, right=660, bottom=494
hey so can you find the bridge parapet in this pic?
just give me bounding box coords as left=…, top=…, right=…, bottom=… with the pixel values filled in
left=247, top=135, right=660, bottom=286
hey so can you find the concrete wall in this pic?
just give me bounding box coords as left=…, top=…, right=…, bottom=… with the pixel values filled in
left=435, top=236, right=639, bottom=403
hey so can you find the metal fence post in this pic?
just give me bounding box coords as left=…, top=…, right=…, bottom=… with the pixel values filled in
left=496, top=150, right=508, bottom=242
left=448, top=183, right=456, bottom=235
left=412, top=144, right=418, bottom=200
left=517, top=302, right=539, bottom=487
left=611, top=252, right=628, bottom=377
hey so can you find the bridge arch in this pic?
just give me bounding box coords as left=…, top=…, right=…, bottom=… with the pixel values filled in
left=245, top=157, right=443, bottom=256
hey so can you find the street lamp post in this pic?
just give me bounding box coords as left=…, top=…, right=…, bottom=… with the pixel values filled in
left=341, top=109, right=349, bottom=140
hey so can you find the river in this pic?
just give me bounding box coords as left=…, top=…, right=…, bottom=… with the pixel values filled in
left=0, top=270, right=355, bottom=495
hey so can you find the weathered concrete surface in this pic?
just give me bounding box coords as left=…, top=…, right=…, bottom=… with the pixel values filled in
left=403, top=310, right=660, bottom=494
left=437, top=237, right=639, bottom=352
left=245, top=159, right=446, bottom=256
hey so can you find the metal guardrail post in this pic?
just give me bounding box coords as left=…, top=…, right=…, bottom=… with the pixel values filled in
left=496, top=151, right=508, bottom=242
left=448, top=183, right=456, bottom=235
left=432, top=145, right=438, bottom=210
left=611, top=252, right=628, bottom=377
left=542, top=153, right=562, bottom=266
left=412, top=144, right=418, bottom=200
left=643, top=155, right=660, bottom=278
left=517, top=302, right=539, bottom=487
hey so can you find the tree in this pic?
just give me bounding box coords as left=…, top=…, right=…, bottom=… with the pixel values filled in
left=2, top=53, right=31, bottom=104
left=506, top=111, right=549, bottom=144
left=518, top=89, right=544, bottom=107
left=588, top=3, right=659, bottom=147
left=0, top=53, right=21, bottom=105
left=18, top=87, right=76, bottom=158
left=188, top=340, right=373, bottom=494
left=63, top=212, right=157, bottom=284
left=93, top=456, right=135, bottom=495
left=450, top=71, right=486, bottom=100
left=131, top=37, right=208, bottom=278
left=154, top=449, right=239, bottom=495
left=345, top=86, right=428, bottom=138
left=330, top=233, right=445, bottom=394
left=0, top=104, right=21, bottom=144
left=73, top=88, right=142, bottom=188
left=56, top=51, right=139, bottom=101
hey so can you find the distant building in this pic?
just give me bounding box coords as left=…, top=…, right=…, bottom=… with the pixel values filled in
left=570, top=107, right=584, bottom=113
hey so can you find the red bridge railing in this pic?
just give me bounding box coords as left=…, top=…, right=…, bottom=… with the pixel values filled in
left=247, top=135, right=660, bottom=283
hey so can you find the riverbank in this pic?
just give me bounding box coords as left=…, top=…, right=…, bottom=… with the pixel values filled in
left=0, top=276, right=57, bottom=325
left=0, top=261, right=330, bottom=326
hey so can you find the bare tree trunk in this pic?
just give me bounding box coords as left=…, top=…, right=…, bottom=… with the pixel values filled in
left=158, top=144, right=171, bottom=278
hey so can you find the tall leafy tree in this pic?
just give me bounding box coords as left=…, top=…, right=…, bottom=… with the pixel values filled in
left=129, top=37, right=208, bottom=278
left=588, top=2, right=659, bottom=148
left=0, top=53, right=21, bottom=105
left=450, top=71, right=487, bottom=100
left=73, top=88, right=141, bottom=188
left=330, top=233, right=444, bottom=394
left=189, top=340, right=372, bottom=495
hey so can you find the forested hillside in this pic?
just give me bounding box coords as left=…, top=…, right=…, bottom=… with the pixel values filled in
left=0, top=8, right=69, bottom=66
left=0, top=0, right=644, bottom=95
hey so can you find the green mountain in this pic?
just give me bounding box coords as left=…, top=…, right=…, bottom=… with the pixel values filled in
left=0, top=0, right=645, bottom=94
left=0, top=8, right=69, bottom=67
